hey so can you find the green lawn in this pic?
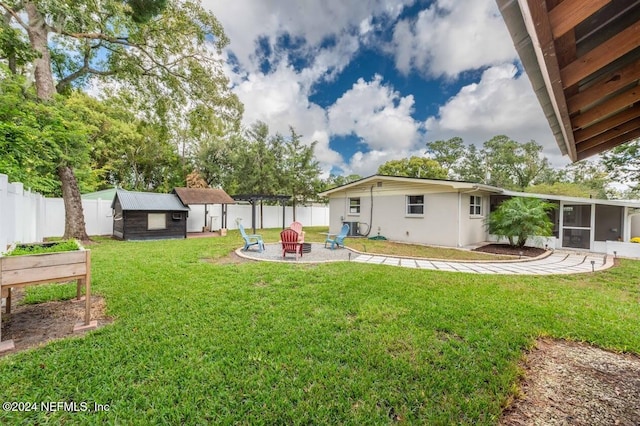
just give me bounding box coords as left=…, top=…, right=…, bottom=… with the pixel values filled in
left=1, top=230, right=639, bottom=424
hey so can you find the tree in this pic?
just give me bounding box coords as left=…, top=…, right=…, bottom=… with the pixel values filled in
left=281, top=127, right=322, bottom=220
left=456, top=144, right=486, bottom=183
left=481, top=136, right=552, bottom=190
left=425, top=137, right=465, bottom=179
left=525, top=182, right=600, bottom=198
left=377, top=156, right=448, bottom=179
left=322, top=174, right=363, bottom=190
left=1, top=0, right=241, bottom=240
left=486, top=197, right=555, bottom=248
left=0, top=71, right=99, bottom=197
left=601, top=139, right=640, bottom=195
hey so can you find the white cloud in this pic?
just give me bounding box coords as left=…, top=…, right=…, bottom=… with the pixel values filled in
left=424, top=64, right=569, bottom=166
left=204, top=0, right=413, bottom=73
left=343, top=147, right=427, bottom=177
left=232, top=63, right=342, bottom=170
left=390, top=0, right=517, bottom=78
left=328, top=75, right=421, bottom=151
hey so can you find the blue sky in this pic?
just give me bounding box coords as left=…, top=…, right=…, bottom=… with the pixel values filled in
left=203, top=0, right=569, bottom=177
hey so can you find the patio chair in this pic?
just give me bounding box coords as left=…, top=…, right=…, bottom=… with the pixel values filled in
left=280, top=228, right=303, bottom=260
left=325, top=223, right=349, bottom=250
left=289, top=221, right=305, bottom=242
left=238, top=223, right=264, bottom=252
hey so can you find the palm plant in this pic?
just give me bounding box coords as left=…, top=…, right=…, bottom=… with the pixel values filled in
left=486, top=197, right=555, bottom=248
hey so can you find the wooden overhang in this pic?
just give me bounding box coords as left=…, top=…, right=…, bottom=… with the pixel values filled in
left=172, top=187, right=235, bottom=231
left=172, top=187, right=235, bottom=205
left=497, top=0, right=640, bottom=161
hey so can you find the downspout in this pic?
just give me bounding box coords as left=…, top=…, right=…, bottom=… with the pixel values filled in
left=360, top=185, right=374, bottom=237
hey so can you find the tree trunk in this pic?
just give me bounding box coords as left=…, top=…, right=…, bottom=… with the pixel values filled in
left=58, top=165, right=89, bottom=242
left=25, top=3, right=56, bottom=100
left=26, top=3, right=90, bottom=241
left=292, top=198, right=296, bottom=221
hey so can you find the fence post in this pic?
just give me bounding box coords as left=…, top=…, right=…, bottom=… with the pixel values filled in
left=0, top=174, right=7, bottom=250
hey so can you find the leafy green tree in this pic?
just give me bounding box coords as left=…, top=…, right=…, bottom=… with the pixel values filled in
left=525, top=182, right=599, bottom=198
left=234, top=122, right=280, bottom=195
left=0, top=0, right=241, bottom=239
left=486, top=197, right=555, bottom=248
left=281, top=127, right=322, bottom=220
left=322, top=174, right=363, bottom=190
left=601, top=140, right=640, bottom=195
left=482, top=136, right=552, bottom=190
left=194, top=131, right=242, bottom=191
left=425, top=137, right=465, bottom=179
left=0, top=72, right=94, bottom=196
left=456, top=144, right=486, bottom=183
left=377, top=156, right=448, bottom=179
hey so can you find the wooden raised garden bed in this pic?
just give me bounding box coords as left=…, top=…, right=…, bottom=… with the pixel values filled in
left=0, top=241, right=95, bottom=352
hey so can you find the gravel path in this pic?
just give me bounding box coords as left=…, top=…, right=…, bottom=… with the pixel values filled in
left=236, top=242, right=356, bottom=263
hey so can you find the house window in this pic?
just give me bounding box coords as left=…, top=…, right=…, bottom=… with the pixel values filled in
left=469, top=195, right=483, bottom=216
left=349, top=197, right=361, bottom=215
left=148, top=213, right=166, bottom=230
left=406, top=195, right=424, bottom=215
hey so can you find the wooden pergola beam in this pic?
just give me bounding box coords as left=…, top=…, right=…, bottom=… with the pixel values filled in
left=576, top=116, right=640, bottom=152
left=574, top=104, right=640, bottom=142
left=571, top=85, right=640, bottom=129
left=548, top=0, right=610, bottom=39
left=560, top=20, right=640, bottom=88
left=577, top=127, right=640, bottom=160
left=567, top=58, right=640, bottom=114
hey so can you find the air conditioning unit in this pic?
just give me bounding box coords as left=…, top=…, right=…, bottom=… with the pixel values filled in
left=343, top=221, right=360, bottom=236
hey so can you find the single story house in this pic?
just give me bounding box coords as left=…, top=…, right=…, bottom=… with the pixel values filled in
left=112, top=189, right=190, bottom=241
left=318, top=175, right=640, bottom=255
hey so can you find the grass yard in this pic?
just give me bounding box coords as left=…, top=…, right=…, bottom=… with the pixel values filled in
left=256, top=226, right=515, bottom=261
left=1, top=230, right=639, bottom=424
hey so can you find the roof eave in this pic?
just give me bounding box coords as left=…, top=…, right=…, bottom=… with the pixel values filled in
left=497, top=0, right=577, bottom=161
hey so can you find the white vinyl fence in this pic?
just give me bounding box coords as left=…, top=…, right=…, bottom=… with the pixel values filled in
left=0, top=174, right=329, bottom=249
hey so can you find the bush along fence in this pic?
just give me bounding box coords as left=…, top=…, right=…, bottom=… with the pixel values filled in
left=0, top=174, right=330, bottom=249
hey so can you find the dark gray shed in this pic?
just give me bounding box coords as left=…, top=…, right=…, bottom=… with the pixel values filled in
left=111, top=189, right=190, bottom=241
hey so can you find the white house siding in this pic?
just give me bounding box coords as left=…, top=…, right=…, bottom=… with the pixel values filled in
left=458, top=192, right=491, bottom=247
left=327, top=181, right=462, bottom=247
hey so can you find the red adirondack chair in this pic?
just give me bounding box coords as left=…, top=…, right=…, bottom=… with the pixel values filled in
left=289, top=221, right=304, bottom=242
left=280, top=228, right=303, bottom=260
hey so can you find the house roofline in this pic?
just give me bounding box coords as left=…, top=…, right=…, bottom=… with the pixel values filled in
left=501, top=190, right=640, bottom=208
left=319, top=174, right=640, bottom=208
left=318, top=175, right=504, bottom=197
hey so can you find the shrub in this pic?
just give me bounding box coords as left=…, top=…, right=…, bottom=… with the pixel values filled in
left=7, top=240, right=80, bottom=256
left=486, top=197, right=556, bottom=248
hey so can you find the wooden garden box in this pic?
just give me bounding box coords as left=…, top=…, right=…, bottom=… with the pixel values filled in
left=0, top=242, right=94, bottom=352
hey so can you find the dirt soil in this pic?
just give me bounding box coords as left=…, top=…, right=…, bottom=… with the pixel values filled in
left=500, top=338, right=640, bottom=425
left=1, top=287, right=111, bottom=356
left=473, top=243, right=547, bottom=257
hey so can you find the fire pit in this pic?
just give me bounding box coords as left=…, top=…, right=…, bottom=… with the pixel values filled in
left=302, top=243, right=312, bottom=254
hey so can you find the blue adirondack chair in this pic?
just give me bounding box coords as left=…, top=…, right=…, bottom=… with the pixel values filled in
left=325, top=223, right=350, bottom=249
left=238, top=223, right=264, bottom=252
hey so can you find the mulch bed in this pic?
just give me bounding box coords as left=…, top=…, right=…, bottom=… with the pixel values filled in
left=500, top=338, right=640, bottom=425
left=473, top=243, right=546, bottom=257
